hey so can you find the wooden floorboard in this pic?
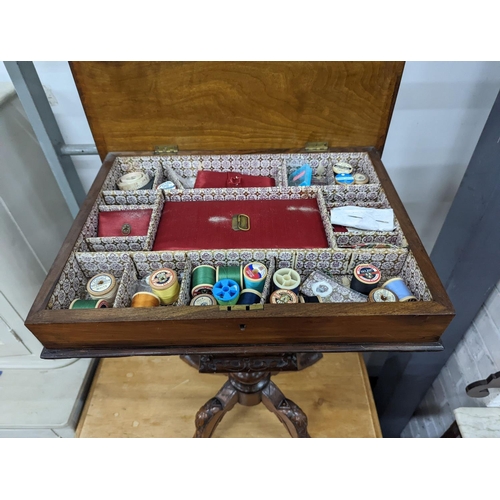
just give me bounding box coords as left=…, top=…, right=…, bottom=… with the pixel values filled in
left=77, top=353, right=381, bottom=438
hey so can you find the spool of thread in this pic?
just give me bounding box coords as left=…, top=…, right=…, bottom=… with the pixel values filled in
left=190, top=294, right=217, bottom=306
left=301, top=294, right=321, bottom=303
left=350, top=264, right=381, bottom=295
left=237, top=288, right=262, bottom=305
left=382, top=278, right=417, bottom=302
left=86, top=273, right=118, bottom=303
left=335, top=173, right=354, bottom=185
left=149, top=268, right=180, bottom=305
left=69, top=299, right=108, bottom=309
left=333, top=162, right=353, bottom=175
left=216, top=266, right=243, bottom=289
left=243, top=262, right=267, bottom=293
left=117, top=171, right=153, bottom=191
left=191, top=265, right=216, bottom=296
left=131, top=291, right=160, bottom=308
left=191, top=284, right=214, bottom=297
left=353, top=173, right=369, bottom=185
left=270, top=290, right=298, bottom=304
left=272, top=268, right=301, bottom=294
left=213, top=279, right=240, bottom=306
left=368, top=287, right=398, bottom=303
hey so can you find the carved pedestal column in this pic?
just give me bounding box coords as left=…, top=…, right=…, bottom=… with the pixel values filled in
left=183, top=353, right=321, bottom=438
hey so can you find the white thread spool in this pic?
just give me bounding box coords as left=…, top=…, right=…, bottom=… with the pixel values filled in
left=353, top=173, right=369, bottom=185
left=272, top=268, right=301, bottom=294
left=86, top=273, right=118, bottom=303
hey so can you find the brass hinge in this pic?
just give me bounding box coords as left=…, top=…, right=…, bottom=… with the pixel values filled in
left=304, top=142, right=329, bottom=152
left=154, top=144, right=179, bottom=155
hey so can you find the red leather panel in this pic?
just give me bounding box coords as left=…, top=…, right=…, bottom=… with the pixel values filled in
left=193, top=171, right=275, bottom=189
left=98, top=209, right=153, bottom=237
left=152, top=199, right=328, bottom=250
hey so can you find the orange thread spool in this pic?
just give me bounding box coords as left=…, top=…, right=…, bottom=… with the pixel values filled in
left=131, top=291, right=161, bottom=308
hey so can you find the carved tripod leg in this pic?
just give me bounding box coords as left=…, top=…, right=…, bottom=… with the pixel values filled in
left=261, top=380, right=310, bottom=438
left=194, top=379, right=238, bottom=438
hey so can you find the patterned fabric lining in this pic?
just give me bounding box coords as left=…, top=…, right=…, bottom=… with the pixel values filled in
left=46, top=153, right=433, bottom=309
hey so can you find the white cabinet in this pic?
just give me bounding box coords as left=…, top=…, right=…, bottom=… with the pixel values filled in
left=0, top=85, right=94, bottom=437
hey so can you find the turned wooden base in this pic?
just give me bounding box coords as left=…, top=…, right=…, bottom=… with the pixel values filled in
left=181, top=353, right=322, bottom=438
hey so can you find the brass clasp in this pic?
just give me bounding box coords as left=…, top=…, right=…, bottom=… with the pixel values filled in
left=231, top=214, right=250, bottom=231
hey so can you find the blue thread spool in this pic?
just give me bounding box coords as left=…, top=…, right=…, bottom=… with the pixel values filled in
left=243, top=262, right=267, bottom=293
left=213, top=279, right=240, bottom=306
left=382, top=278, right=417, bottom=302
left=335, top=173, right=354, bottom=185
left=237, top=288, right=262, bottom=305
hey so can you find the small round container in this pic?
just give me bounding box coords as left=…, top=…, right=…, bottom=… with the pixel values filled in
left=333, top=162, right=354, bottom=175
left=270, top=290, right=298, bottom=304
left=117, top=171, right=152, bottom=191
left=335, top=173, right=354, bottom=185
left=149, top=268, right=180, bottom=305
left=353, top=173, right=369, bottom=185
left=86, top=273, right=118, bottom=302
left=368, top=287, right=398, bottom=303
left=157, top=181, right=176, bottom=190
left=190, top=294, right=217, bottom=306
left=353, top=172, right=369, bottom=184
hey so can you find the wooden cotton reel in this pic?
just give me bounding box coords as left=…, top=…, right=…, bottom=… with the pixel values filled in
left=149, top=268, right=180, bottom=305
left=86, top=273, right=118, bottom=303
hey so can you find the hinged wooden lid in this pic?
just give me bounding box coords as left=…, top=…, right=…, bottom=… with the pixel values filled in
left=71, top=62, right=404, bottom=159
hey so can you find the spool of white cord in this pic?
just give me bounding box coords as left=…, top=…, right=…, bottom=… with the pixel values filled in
left=86, top=273, right=118, bottom=303
left=117, top=171, right=152, bottom=191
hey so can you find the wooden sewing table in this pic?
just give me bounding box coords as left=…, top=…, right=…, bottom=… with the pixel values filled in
left=25, top=62, right=454, bottom=438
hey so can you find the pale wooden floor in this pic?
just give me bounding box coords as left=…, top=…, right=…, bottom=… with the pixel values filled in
left=77, top=353, right=382, bottom=438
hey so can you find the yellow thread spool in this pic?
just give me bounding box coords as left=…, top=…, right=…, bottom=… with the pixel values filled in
left=149, top=268, right=180, bottom=305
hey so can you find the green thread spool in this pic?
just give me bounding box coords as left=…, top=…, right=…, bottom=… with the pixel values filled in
left=69, top=299, right=108, bottom=309
left=191, top=265, right=216, bottom=296
left=216, top=266, right=243, bottom=289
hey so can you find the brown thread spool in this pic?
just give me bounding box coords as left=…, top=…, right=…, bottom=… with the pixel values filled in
left=270, top=289, right=298, bottom=304
left=368, top=287, right=398, bottom=302
left=131, top=291, right=161, bottom=308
